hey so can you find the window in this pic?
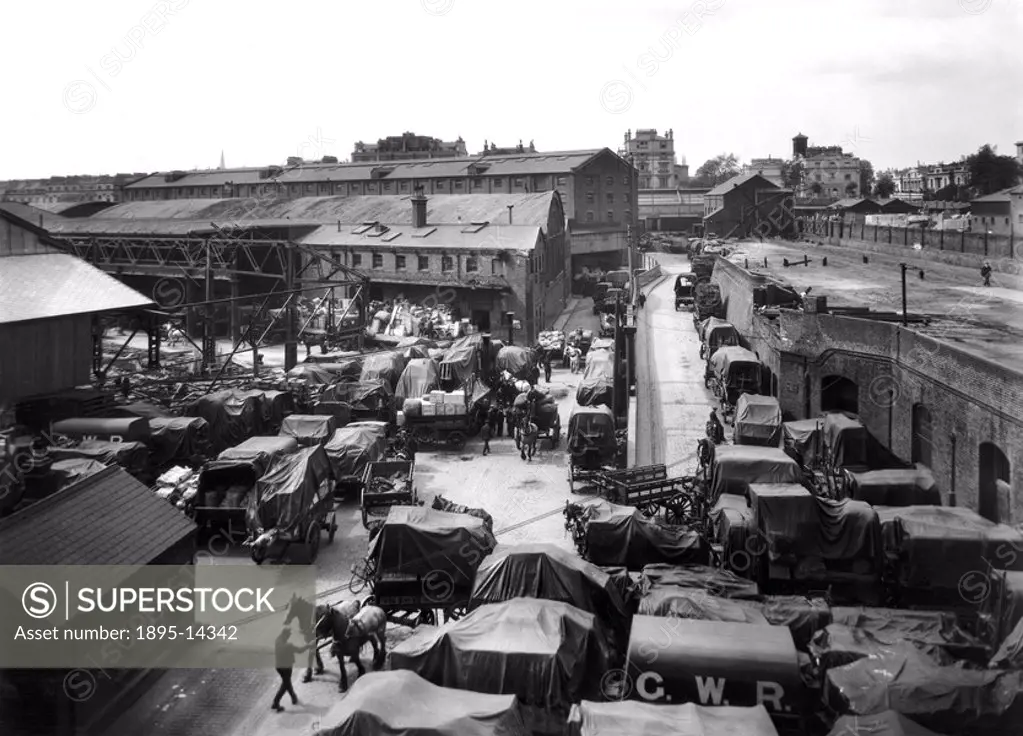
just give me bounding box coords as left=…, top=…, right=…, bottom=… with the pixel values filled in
left=623, top=176, right=630, bottom=186
left=473, top=178, right=483, bottom=188
left=442, top=256, right=453, bottom=272
left=1017, top=214, right=1023, bottom=224
left=606, top=193, right=614, bottom=204
left=586, top=211, right=594, bottom=222
left=557, top=176, right=566, bottom=186
left=436, top=180, right=445, bottom=189
left=454, top=180, right=464, bottom=190
left=1006, top=218, right=1011, bottom=225
left=586, top=191, right=595, bottom=203
left=372, top=253, right=383, bottom=269
left=605, top=176, right=614, bottom=186
left=493, top=178, right=503, bottom=187
left=352, top=253, right=363, bottom=267
left=466, top=256, right=478, bottom=272
left=491, top=257, right=501, bottom=275
left=305, top=184, right=314, bottom=193
left=586, top=176, right=594, bottom=186
left=418, top=255, right=429, bottom=271
left=606, top=210, right=614, bottom=222
left=399, top=182, right=409, bottom=192
left=513, top=178, right=523, bottom=187
left=395, top=255, right=406, bottom=270
left=383, top=182, right=392, bottom=191
left=367, top=183, right=376, bottom=192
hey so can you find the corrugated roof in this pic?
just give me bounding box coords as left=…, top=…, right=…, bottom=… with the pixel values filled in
left=86, top=192, right=557, bottom=228
left=0, top=466, right=196, bottom=565
left=0, top=253, right=155, bottom=324
left=298, top=223, right=540, bottom=252
left=51, top=218, right=322, bottom=236
left=706, top=173, right=776, bottom=197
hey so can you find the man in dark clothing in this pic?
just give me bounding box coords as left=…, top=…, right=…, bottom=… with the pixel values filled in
left=543, top=352, right=552, bottom=383
left=481, top=422, right=492, bottom=455
left=707, top=409, right=724, bottom=444
left=273, top=628, right=312, bottom=712
left=521, top=420, right=538, bottom=461
left=981, top=261, right=992, bottom=287
left=489, top=405, right=503, bottom=437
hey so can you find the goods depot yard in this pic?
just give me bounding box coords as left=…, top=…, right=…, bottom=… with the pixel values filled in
left=4, top=218, right=1023, bottom=736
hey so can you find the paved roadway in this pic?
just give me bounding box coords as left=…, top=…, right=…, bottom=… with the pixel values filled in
left=98, top=303, right=606, bottom=736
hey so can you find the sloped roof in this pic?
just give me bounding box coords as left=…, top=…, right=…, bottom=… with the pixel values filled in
left=298, top=223, right=540, bottom=252
left=0, top=466, right=196, bottom=565
left=972, top=185, right=1023, bottom=203
left=706, top=173, right=777, bottom=197
left=88, top=192, right=558, bottom=227
left=0, top=201, right=68, bottom=230
left=0, top=253, right=155, bottom=324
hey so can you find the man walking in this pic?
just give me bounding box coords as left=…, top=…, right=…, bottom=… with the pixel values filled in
left=273, top=626, right=312, bottom=712
left=481, top=420, right=492, bottom=456
left=543, top=352, right=552, bottom=383
left=489, top=404, right=503, bottom=437
left=981, top=261, right=992, bottom=287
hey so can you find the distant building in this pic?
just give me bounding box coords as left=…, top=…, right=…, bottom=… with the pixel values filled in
left=703, top=173, right=792, bottom=238
left=971, top=185, right=1023, bottom=239
left=1016, top=141, right=1023, bottom=167
left=619, top=129, right=687, bottom=189
left=478, top=140, right=537, bottom=156
left=351, top=132, right=468, bottom=162
left=743, top=156, right=785, bottom=187
left=0, top=173, right=146, bottom=207
left=789, top=133, right=861, bottom=199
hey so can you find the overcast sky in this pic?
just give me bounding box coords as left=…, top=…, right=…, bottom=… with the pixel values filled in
left=4, top=0, right=1022, bottom=180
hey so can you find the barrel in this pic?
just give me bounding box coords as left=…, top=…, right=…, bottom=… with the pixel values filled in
left=402, top=399, right=423, bottom=417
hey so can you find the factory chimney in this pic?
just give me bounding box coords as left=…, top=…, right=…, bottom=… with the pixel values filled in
left=411, top=184, right=428, bottom=228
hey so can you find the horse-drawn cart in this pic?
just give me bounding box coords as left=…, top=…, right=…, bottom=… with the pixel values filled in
left=674, top=273, right=696, bottom=311
left=324, top=422, right=389, bottom=499
left=594, top=464, right=702, bottom=526
left=705, top=346, right=762, bottom=422
left=568, top=405, right=622, bottom=492
left=360, top=458, right=417, bottom=530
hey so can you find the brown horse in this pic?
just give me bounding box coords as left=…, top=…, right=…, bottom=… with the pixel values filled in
left=334, top=605, right=387, bottom=692
left=285, top=595, right=360, bottom=683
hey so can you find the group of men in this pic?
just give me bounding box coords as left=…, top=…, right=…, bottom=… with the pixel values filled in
left=480, top=402, right=540, bottom=461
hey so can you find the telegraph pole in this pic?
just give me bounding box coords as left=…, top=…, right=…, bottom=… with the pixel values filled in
left=899, top=262, right=908, bottom=326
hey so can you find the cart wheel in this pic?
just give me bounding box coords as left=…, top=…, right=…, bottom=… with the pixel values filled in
left=664, top=494, right=694, bottom=525
left=638, top=502, right=659, bottom=518
left=419, top=609, right=436, bottom=627
left=306, top=520, right=321, bottom=563
left=447, top=431, right=466, bottom=449
left=326, top=511, right=337, bottom=544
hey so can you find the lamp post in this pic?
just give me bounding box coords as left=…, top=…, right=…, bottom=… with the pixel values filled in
left=898, top=262, right=908, bottom=326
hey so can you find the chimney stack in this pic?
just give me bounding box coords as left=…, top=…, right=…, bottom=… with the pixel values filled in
left=412, top=184, right=428, bottom=228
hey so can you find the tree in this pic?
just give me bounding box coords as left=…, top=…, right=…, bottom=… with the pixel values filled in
left=692, top=153, right=742, bottom=187
left=780, top=159, right=804, bottom=190
left=859, top=160, right=875, bottom=197
left=873, top=172, right=897, bottom=199
left=966, top=144, right=1023, bottom=196
left=321, top=156, right=339, bottom=164
left=845, top=181, right=859, bottom=196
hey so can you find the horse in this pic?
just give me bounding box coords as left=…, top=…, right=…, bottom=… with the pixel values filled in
left=334, top=605, right=388, bottom=692
left=284, top=594, right=360, bottom=683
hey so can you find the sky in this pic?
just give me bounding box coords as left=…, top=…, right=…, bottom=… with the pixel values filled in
left=4, top=0, right=1022, bottom=180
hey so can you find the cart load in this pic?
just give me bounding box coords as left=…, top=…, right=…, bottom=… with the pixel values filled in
left=537, top=331, right=566, bottom=359
left=625, top=617, right=804, bottom=726
left=431, top=495, right=494, bottom=535
left=495, top=346, right=537, bottom=381
left=708, top=446, right=804, bottom=503
left=690, top=254, right=716, bottom=282
left=638, top=586, right=769, bottom=625
left=148, top=416, right=211, bottom=467
left=218, top=436, right=299, bottom=468
left=567, top=701, right=779, bottom=736
left=567, top=329, right=594, bottom=355
left=183, top=389, right=264, bottom=454
left=707, top=346, right=761, bottom=412
left=439, top=333, right=484, bottom=385
left=511, top=390, right=560, bottom=445
left=826, top=711, right=940, bottom=736
left=843, top=467, right=940, bottom=507
left=278, top=414, right=338, bottom=448
left=698, top=317, right=739, bottom=357
left=782, top=419, right=822, bottom=468
left=638, top=563, right=760, bottom=600
left=245, top=445, right=332, bottom=546
left=323, top=380, right=393, bottom=419
left=733, top=395, right=783, bottom=447
left=51, top=458, right=109, bottom=490
left=469, top=543, right=629, bottom=643
left=876, top=506, right=1023, bottom=600
left=304, top=349, right=361, bottom=365
left=360, top=458, right=416, bottom=529
left=565, top=498, right=709, bottom=569
left=227, top=388, right=293, bottom=435
left=312, top=670, right=530, bottom=736
left=568, top=405, right=617, bottom=459
left=106, top=401, right=174, bottom=420
left=359, top=350, right=408, bottom=390
left=693, top=282, right=723, bottom=321
left=822, top=412, right=911, bottom=472
left=390, top=598, right=613, bottom=719
left=49, top=440, right=150, bottom=478
left=287, top=363, right=345, bottom=386
left=51, top=416, right=151, bottom=443
left=406, top=390, right=468, bottom=417
left=324, top=423, right=388, bottom=492
left=575, top=352, right=615, bottom=408
left=300, top=359, right=364, bottom=380
left=589, top=337, right=614, bottom=354
left=708, top=494, right=754, bottom=573
left=394, top=358, right=440, bottom=405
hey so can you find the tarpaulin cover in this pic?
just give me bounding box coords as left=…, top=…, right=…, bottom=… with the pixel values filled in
left=831, top=607, right=981, bottom=661
left=825, top=646, right=1023, bottom=732
left=247, top=445, right=330, bottom=535
left=302, top=359, right=364, bottom=381
left=287, top=364, right=340, bottom=385
left=324, top=381, right=393, bottom=412
left=575, top=499, right=709, bottom=569
left=401, top=344, right=431, bottom=360
left=575, top=354, right=614, bottom=408
left=638, top=587, right=769, bottom=624
left=395, top=359, right=440, bottom=404
left=51, top=458, right=109, bottom=489
left=876, top=505, right=1023, bottom=590
left=733, top=395, right=783, bottom=446
left=756, top=596, right=832, bottom=651
left=990, top=617, right=1023, bottom=669
left=568, top=406, right=616, bottom=455
left=699, top=318, right=739, bottom=351
left=585, top=347, right=614, bottom=368
left=440, top=334, right=483, bottom=384
left=710, top=446, right=803, bottom=502
left=304, top=349, right=361, bottom=364
left=469, top=543, right=628, bottom=638
left=567, top=701, right=779, bottom=736
left=823, top=412, right=909, bottom=470
left=50, top=440, right=148, bottom=472
left=233, top=389, right=293, bottom=430
left=708, top=346, right=760, bottom=382
left=369, top=506, right=497, bottom=586
left=218, top=436, right=299, bottom=465
left=360, top=351, right=408, bottom=389
left=783, top=419, right=822, bottom=467
left=845, top=468, right=941, bottom=507
left=109, top=401, right=174, bottom=420
left=495, top=347, right=535, bottom=380
left=313, top=670, right=529, bottom=736
left=184, top=390, right=263, bottom=454
left=589, top=338, right=614, bottom=353
left=323, top=424, right=387, bottom=479
left=51, top=417, right=151, bottom=443
left=278, top=415, right=336, bottom=447
left=999, top=571, right=1023, bottom=637
left=709, top=494, right=752, bottom=562
left=148, top=417, right=211, bottom=466
left=827, top=710, right=941, bottom=736
left=389, top=598, right=612, bottom=710
left=639, top=563, right=760, bottom=599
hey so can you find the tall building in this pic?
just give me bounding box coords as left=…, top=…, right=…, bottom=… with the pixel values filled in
left=351, top=133, right=467, bottom=162
left=743, top=157, right=785, bottom=187
left=0, top=173, right=146, bottom=208
left=791, top=134, right=861, bottom=199
left=478, top=140, right=536, bottom=156
left=619, top=129, right=686, bottom=189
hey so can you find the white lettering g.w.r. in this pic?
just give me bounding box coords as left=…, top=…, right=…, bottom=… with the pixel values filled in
left=694, top=675, right=726, bottom=705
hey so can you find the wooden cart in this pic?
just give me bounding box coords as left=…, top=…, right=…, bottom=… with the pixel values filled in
left=360, top=458, right=417, bottom=530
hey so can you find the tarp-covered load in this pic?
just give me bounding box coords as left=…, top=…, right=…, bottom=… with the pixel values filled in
left=278, top=415, right=337, bottom=448
left=639, top=563, right=760, bottom=600
left=313, top=670, right=530, bottom=736
left=149, top=416, right=211, bottom=467
left=287, top=363, right=342, bottom=386
left=589, top=338, right=614, bottom=353
left=218, top=436, right=299, bottom=468
left=568, top=406, right=617, bottom=456
left=323, top=380, right=393, bottom=414
left=567, top=701, right=779, bottom=736
left=845, top=467, right=941, bottom=507
left=184, top=389, right=263, bottom=454
left=359, top=350, right=408, bottom=390
left=51, top=458, right=109, bottom=489
left=233, top=389, right=294, bottom=432
left=304, top=350, right=362, bottom=365
left=572, top=499, right=709, bottom=569
left=709, top=446, right=804, bottom=502
left=439, top=334, right=483, bottom=384
left=877, top=505, right=1023, bottom=591
left=782, top=419, right=822, bottom=468
left=990, top=616, right=1023, bottom=669
left=825, top=647, right=1023, bottom=734
left=709, top=494, right=753, bottom=569
left=828, top=606, right=982, bottom=663
left=197, top=437, right=298, bottom=508
left=823, top=412, right=909, bottom=471
left=49, top=440, right=149, bottom=476
left=51, top=416, right=151, bottom=443
left=708, top=345, right=760, bottom=381
left=698, top=317, right=739, bottom=351
left=107, top=401, right=174, bottom=420
left=733, top=394, right=783, bottom=447
left=827, top=710, right=941, bottom=736
left=389, top=598, right=613, bottom=712
left=638, top=587, right=769, bottom=624
left=300, top=359, right=364, bottom=381
left=395, top=358, right=440, bottom=405
left=576, top=351, right=614, bottom=408
left=470, top=543, right=629, bottom=640
left=246, top=445, right=331, bottom=535
left=323, top=423, right=387, bottom=480
left=495, top=346, right=536, bottom=380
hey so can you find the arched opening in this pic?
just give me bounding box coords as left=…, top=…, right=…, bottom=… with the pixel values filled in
left=978, top=442, right=1011, bottom=523
left=760, top=365, right=775, bottom=397
left=911, top=404, right=933, bottom=468
left=821, top=375, right=858, bottom=415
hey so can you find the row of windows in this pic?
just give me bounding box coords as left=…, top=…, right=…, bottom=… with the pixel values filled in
left=584, top=209, right=633, bottom=223
left=975, top=216, right=1013, bottom=226
left=349, top=252, right=498, bottom=274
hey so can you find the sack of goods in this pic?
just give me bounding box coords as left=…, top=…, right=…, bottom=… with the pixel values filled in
left=402, top=398, right=423, bottom=417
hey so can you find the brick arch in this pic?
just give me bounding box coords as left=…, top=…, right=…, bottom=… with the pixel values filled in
left=821, top=374, right=858, bottom=415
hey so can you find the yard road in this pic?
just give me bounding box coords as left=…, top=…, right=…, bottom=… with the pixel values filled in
left=98, top=305, right=602, bottom=736
left=634, top=254, right=719, bottom=476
